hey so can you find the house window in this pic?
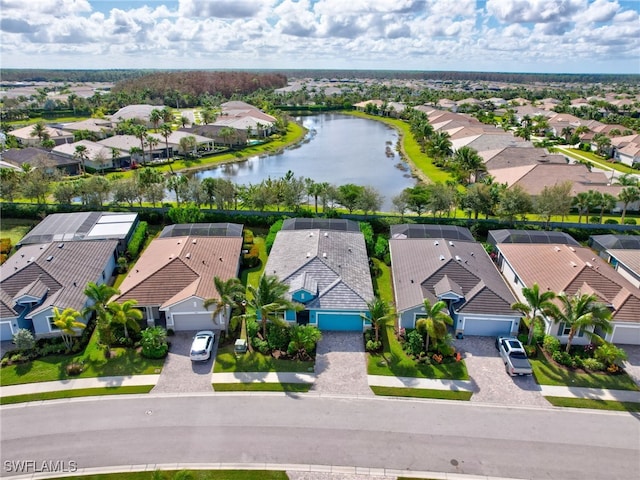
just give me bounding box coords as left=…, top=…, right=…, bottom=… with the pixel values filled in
left=48, top=316, right=58, bottom=331
left=558, top=322, right=584, bottom=337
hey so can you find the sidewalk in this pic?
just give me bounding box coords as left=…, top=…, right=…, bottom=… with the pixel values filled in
left=212, top=372, right=316, bottom=384
left=539, top=385, right=640, bottom=402
left=367, top=374, right=475, bottom=392
left=0, top=375, right=160, bottom=397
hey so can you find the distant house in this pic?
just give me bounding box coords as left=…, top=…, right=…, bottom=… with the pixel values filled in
left=495, top=240, right=640, bottom=345
left=0, top=147, right=80, bottom=175
left=98, top=135, right=164, bottom=166
left=390, top=224, right=520, bottom=337
left=147, top=130, right=215, bottom=156
left=113, top=223, right=243, bottom=332
left=60, top=118, right=113, bottom=139
left=109, top=104, right=158, bottom=127
left=181, top=125, right=248, bottom=147
left=9, top=124, right=74, bottom=147
left=214, top=101, right=276, bottom=137
left=52, top=140, right=127, bottom=171
left=0, top=239, right=119, bottom=341
left=263, top=218, right=374, bottom=331
left=606, top=250, right=640, bottom=288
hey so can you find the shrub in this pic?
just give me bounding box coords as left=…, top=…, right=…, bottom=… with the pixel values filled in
left=252, top=337, right=269, bottom=355
left=604, top=219, right=618, bottom=225
left=12, top=329, right=35, bottom=351
left=246, top=318, right=259, bottom=339
left=37, top=342, right=68, bottom=356
left=265, top=218, right=285, bottom=253
left=623, top=218, right=637, bottom=225
left=543, top=335, right=561, bottom=355
left=359, top=222, right=374, bottom=254
left=140, top=326, right=169, bottom=359
left=266, top=323, right=290, bottom=351
left=66, top=362, right=84, bottom=376
left=373, top=236, right=388, bottom=260
left=243, top=243, right=260, bottom=268
left=243, top=230, right=254, bottom=244
left=552, top=350, right=573, bottom=367
left=404, top=330, right=424, bottom=357
left=524, top=345, right=537, bottom=358
left=0, top=238, right=11, bottom=254
left=594, top=343, right=628, bottom=366
left=126, top=221, right=148, bottom=259
left=366, top=339, right=382, bottom=352
left=581, top=358, right=606, bottom=371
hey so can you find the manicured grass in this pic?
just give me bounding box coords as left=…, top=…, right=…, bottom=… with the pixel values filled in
left=0, top=332, right=164, bottom=386
left=368, top=319, right=469, bottom=381
left=371, top=386, right=472, bottom=400
left=0, top=385, right=153, bottom=405
left=213, top=382, right=311, bottom=392
left=0, top=217, right=36, bottom=246
left=242, top=235, right=268, bottom=292
left=371, top=258, right=393, bottom=303
left=545, top=396, right=640, bottom=412
left=554, top=147, right=638, bottom=175
left=214, top=344, right=314, bottom=374
left=54, top=471, right=288, bottom=480
left=530, top=353, right=639, bottom=391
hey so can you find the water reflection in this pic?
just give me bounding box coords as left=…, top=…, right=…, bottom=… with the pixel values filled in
left=196, top=113, right=416, bottom=211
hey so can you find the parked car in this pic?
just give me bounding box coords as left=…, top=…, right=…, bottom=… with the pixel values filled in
left=190, top=330, right=215, bottom=361
left=495, top=336, right=533, bottom=376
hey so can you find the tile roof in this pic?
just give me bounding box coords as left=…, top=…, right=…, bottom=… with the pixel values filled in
left=0, top=240, right=118, bottom=318
left=264, top=229, right=374, bottom=311
left=390, top=238, right=516, bottom=315
left=510, top=163, right=611, bottom=195
left=607, top=249, right=640, bottom=277
left=497, top=243, right=640, bottom=323
left=114, top=236, right=242, bottom=308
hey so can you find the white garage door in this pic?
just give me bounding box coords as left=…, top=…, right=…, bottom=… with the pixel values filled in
left=463, top=318, right=513, bottom=337
left=171, top=313, right=215, bottom=331
left=610, top=325, right=640, bottom=345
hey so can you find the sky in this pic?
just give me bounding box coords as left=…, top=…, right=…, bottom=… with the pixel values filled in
left=1, top=0, right=639, bottom=74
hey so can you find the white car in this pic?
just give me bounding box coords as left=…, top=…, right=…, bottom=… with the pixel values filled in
left=190, top=330, right=215, bottom=361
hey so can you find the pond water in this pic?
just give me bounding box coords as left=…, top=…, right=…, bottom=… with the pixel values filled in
left=195, top=113, right=416, bottom=211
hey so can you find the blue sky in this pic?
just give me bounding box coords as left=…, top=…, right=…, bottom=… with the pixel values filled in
left=1, top=0, right=639, bottom=74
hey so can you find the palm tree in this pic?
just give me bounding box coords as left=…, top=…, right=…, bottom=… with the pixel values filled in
left=454, top=146, right=486, bottom=184
left=511, top=283, right=556, bottom=346
left=415, top=299, right=453, bottom=352
left=149, top=108, right=162, bottom=132
left=425, top=131, right=452, bottom=165
left=131, top=124, right=147, bottom=166
left=547, top=292, right=613, bottom=353
left=572, top=192, right=591, bottom=223
left=52, top=307, right=85, bottom=351
left=619, top=186, right=640, bottom=223
left=30, top=121, right=48, bottom=143
left=247, top=274, right=298, bottom=338
left=287, top=324, right=322, bottom=361
left=73, top=144, right=89, bottom=175
left=598, top=193, right=617, bottom=223
left=159, top=123, right=173, bottom=160
left=83, top=281, right=120, bottom=320
left=203, top=277, right=245, bottom=329
left=160, top=106, right=173, bottom=124
left=361, top=297, right=395, bottom=344
left=616, top=173, right=639, bottom=187
left=145, top=133, right=159, bottom=163
left=107, top=299, right=143, bottom=339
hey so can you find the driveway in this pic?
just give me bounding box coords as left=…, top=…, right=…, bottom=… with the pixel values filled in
left=151, top=331, right=217, bottom=394
left=454, top=336, right=549, bottom=407
left=623, top=345, right=640, bottom=388
left=310, top=331, right=372, bottom=396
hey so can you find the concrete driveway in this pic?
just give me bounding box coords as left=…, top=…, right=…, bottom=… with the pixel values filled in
left=310, top=331, right=372, bottom=396
left=151, top=331, right=217, bottom=394
left=454, top=336, right=549, bottom=407
left=623, top=345, right=640, bottom=387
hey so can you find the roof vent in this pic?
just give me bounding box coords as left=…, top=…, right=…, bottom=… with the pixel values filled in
left=470, top=252, right=474, bottom=256
left=586, top=261, right=592, bottom=267
left=569, top=247, right=575, bottom=252
left=309, top=232, right=314, bottom=237
left=570, top=261, right=577, bottom=267
left=177, top=240, right=181, bottom=244
left=439, top=255, right=446, bottom=261
left=434, top=240, right=439, bottom=246
left=192, top=239, right=197, bottom=244
left=186, top=253, right=191, bottom=259
left=46, top=255, right=53, bottom=262
left=169, top=254, right=174, bottom=259
left=455, top=255, right=462, bottom=262
left=306, top=252, right=311, bottom=258
left=449, top=241, right=454, bottom=246
left=322, top=252, right=327, bottom=258
left=219, top=257, right=223, bottom=261
left=58, top=243, right=64, bottom=248
left=324, top=232, right=328, bottom=237
left=28, top=256, right=35, bottom=263
left=554, top=246, right=561, bottom=252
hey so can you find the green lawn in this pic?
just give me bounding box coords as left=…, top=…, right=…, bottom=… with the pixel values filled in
left=241, top=235, right=268, bottom=291
left=54, top=471, right=288, bottom=480
left=545, top=396, right=640, bottom=412
left=0, top=385, right=153, bottom=405
left=0, top=332, right=164, bottom=386
left=213, top=382, right=311, bottom=392
left=0, top=217, right=36, bottom=246
left=214, top=344, right=314, bottom=373
left=370, top=386, right=472, bottom=400
left=371, top=258, right=393, bottom=303
left=530, top=353, right=639, bottom=391
left=553, top=147, right=638, bottom=175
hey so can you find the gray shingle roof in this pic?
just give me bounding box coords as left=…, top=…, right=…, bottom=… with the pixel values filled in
left=390, top=238, right=516, bottom=315
left=265, top=229, right=374, bottom=310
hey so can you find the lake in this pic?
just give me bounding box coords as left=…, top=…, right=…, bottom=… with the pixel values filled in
left=195, top=113, right=416, bottom=211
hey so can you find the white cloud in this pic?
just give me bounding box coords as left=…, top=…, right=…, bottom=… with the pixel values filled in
left=486, top=0, right=586, bottom=23
left=1, top=0, right=91, bottom=15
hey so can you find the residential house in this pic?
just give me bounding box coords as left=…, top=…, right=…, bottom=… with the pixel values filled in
left=9, top=124, right=74, bottom=147
left=215, top=101, right=276, bottom=137
left=147, top=130, right=215, bottom=157
left=110, top=104, right=158, bottom=127
left=59, top=118, right=113, bottom=139
left=52, top=140, right=126, bottom=172
left=113, top=223, right=243, bottom=332
left=0, top=147, right=80, bottom=175
left=495, top=240, right=640, bottom=345
left=611, top=135, right=640, bottom=167
left=390, top=224, right=520, bottom=337
left=263, top=218, right=374, bottom=331
left=605, top=250, right=640, bottom=289
left=181, top=125, right=248, bottom=147
left=0, top=239, right=119, bottom=341
left=589, top=234, right=640, bottom=257
left=98, top=135, right=164, bottom=166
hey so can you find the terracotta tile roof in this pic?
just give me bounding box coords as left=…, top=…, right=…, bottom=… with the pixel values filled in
left=497, top=243, right=640, bottom=323
left=114, top=236, right=242, bottom=308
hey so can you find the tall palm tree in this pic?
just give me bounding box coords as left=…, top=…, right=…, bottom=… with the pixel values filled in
left=83, top=281, right=120, bottom=320
left=107, top=299, right=143, bottom=339
left=415, top=299, right=453, bottom=352
left=454, top=146, right=486, bottom=184
left=73, top=144, right=89, bottom=175
left=548, top=292, right=613, bottom=353
left=572, top=192, right=591, bottom=223
left=619, top=186, right=640, bottom=223
left=131, top=124, right=147, bottom=166
left=149, top=108, right=162, bottom=132
left=247, top=274, right=298, bottom=338
left=30, top=121, right=48, bottom=143
left=159, top=123, right=173, bottom=160
left=598, top=192, right=617, bottom=223
left=52, top=307, right=85, bottom=351
left=425, top=131, right=452, bottom=165
left=204, top=276, right=245, bottom=329
left=361, top=297, right=395, bottom=344
left=511, top=283, right=556, bottom=346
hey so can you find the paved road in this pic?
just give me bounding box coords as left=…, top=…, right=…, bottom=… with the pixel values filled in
left=1, top=395, right=638, bottom=480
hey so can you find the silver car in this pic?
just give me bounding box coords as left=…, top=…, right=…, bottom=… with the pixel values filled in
left=190, top=330, right=215, bottom=361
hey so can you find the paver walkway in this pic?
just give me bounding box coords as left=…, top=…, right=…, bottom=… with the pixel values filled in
left=310, top=332, right=372, bottom=396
